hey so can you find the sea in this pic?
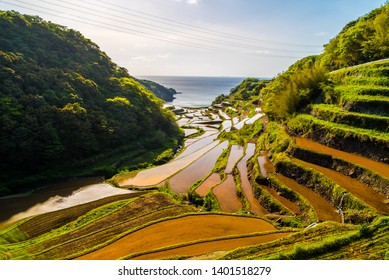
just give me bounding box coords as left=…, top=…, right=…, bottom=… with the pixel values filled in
left=139, top=76, right=247, bottom=107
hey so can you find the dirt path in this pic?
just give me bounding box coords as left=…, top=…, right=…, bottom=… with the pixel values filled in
left=130, top=232, right=290, bottom=260
left=77, top=214, right=276, bottom=260
left=295, top=137, right=389, bottom=178
left=275, top=174, right=341, bottom=222
left=292, top=158, right=389, bottom=214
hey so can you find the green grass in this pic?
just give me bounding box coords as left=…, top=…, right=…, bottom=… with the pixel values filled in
left=334, top=85, right=389, bottom=97
left=339, top=94, right=389, bottom=115
left=212, top=145, right=231, bottom=179
left=287, top=115, right=389, bottom=163
left=257, top=122, right=293, bottom=156
left=288, top=114, right=389, bottom=143
left=311, top=104, right=389, bottom=132
left=340, top=76, right=389, bottom=87
left=329, top=60, right=389, bottom=81
left=221, top=217, right=389, bottom=260
left=218, top=119, right=263, bottom=145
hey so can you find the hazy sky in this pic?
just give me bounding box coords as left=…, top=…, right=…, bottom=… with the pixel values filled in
left=0, top=0, right=386, bottom=77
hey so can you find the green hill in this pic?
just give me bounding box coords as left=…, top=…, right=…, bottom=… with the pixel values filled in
left=0, top=11, right=182, bottom=195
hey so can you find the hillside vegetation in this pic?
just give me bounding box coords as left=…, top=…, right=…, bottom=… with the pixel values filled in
left=0, top=11, right=182, bottom=195
left=1, top=3, right=389, bottom=261
left=210, top=3, right=389, bottom=259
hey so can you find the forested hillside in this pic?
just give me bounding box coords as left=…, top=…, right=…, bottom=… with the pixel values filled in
left=0, top=11, right=182, bottom=195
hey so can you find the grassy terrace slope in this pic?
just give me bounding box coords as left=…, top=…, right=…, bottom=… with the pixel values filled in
left=253, top=57, right=389, bottom=258
left=221, top=217, right=389, bottom=260
left=0, top=192, right=195, bottom=259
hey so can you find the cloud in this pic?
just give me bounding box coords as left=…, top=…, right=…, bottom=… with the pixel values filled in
left=173, top=0, right=202, bottom=5
left=186, top=0, right=202, bottom=5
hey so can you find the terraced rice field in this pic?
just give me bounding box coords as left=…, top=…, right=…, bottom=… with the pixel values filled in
left=169, top=141, right=229, bottom=193
left=291, top=158, right=389, bottom=214
left=275, top=174, right=341, bottom=222
left=3, top=58, right=388, bottom=261
left=237, top=144, right=267, bottom=215
left=130, top=232, right=291, bottom=260
left=195, top=173, right=222, bottom=197
left=117, top=139, right=220, bottom=187
left=295, top=137, right=389, bottom=178
left=77, top=214, right=278, bottom=260
left=213, top=175, right=242, bottom=213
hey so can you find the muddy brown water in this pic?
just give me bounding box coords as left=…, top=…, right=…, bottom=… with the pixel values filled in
left=225, top=145, right=244, bottom=174
left=275, top=173, right=341, bottom=222
left=257, top=151, right=276, bottom=178
left=118, top=140, right=221, bottom=187
left=195, top=173, right=222, bottom=197
left=295, top=137, right=389, bottom=178
left=292, top=158, right=389, bottom=214
left=0, top=177, right=131, bottom=227
left=213, top=175, right=242, bottom=213
left=256, top=153, right=300, bottom=215
left=237, top=143, right=268, bottom=215
left=169, top=141, right=229, bottom=194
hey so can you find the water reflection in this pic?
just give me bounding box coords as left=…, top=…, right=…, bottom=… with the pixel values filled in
left=170, top=141, right=228, bottom=194
left=0, top=178, right=131, bottom=226
left=225, top=145, right=244, bottom=174
left=196, top=173, right=222, bottom=197
left=237, top=144, right=268, bottom=215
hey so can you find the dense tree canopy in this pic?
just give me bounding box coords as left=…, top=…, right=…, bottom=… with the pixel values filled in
left=321, top=3, right=389, bottom=70
left=0, top=11, right=182, bottom=194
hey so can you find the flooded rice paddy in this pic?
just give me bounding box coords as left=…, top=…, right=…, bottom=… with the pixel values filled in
left=0, top=177, right=132, bottom=227
left=118, top=140, right=220, bottom=187
left=195, top=173, right=222, bottom=197
left=213, top=175, right=242, bottom=213
left=275, top=174, right=341, bottom=222
left=237, top=144, right=268, bottom=215
left=292, top=158, right=389, bottom=214
left=169, top=141, right=229, bottom=194
left=295, top=137, right=389, bottom=178
left=225, top=145, right=244, bottom=174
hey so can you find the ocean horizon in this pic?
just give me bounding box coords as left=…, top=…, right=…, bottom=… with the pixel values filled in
left=138, top=76, right=270, bottom=107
